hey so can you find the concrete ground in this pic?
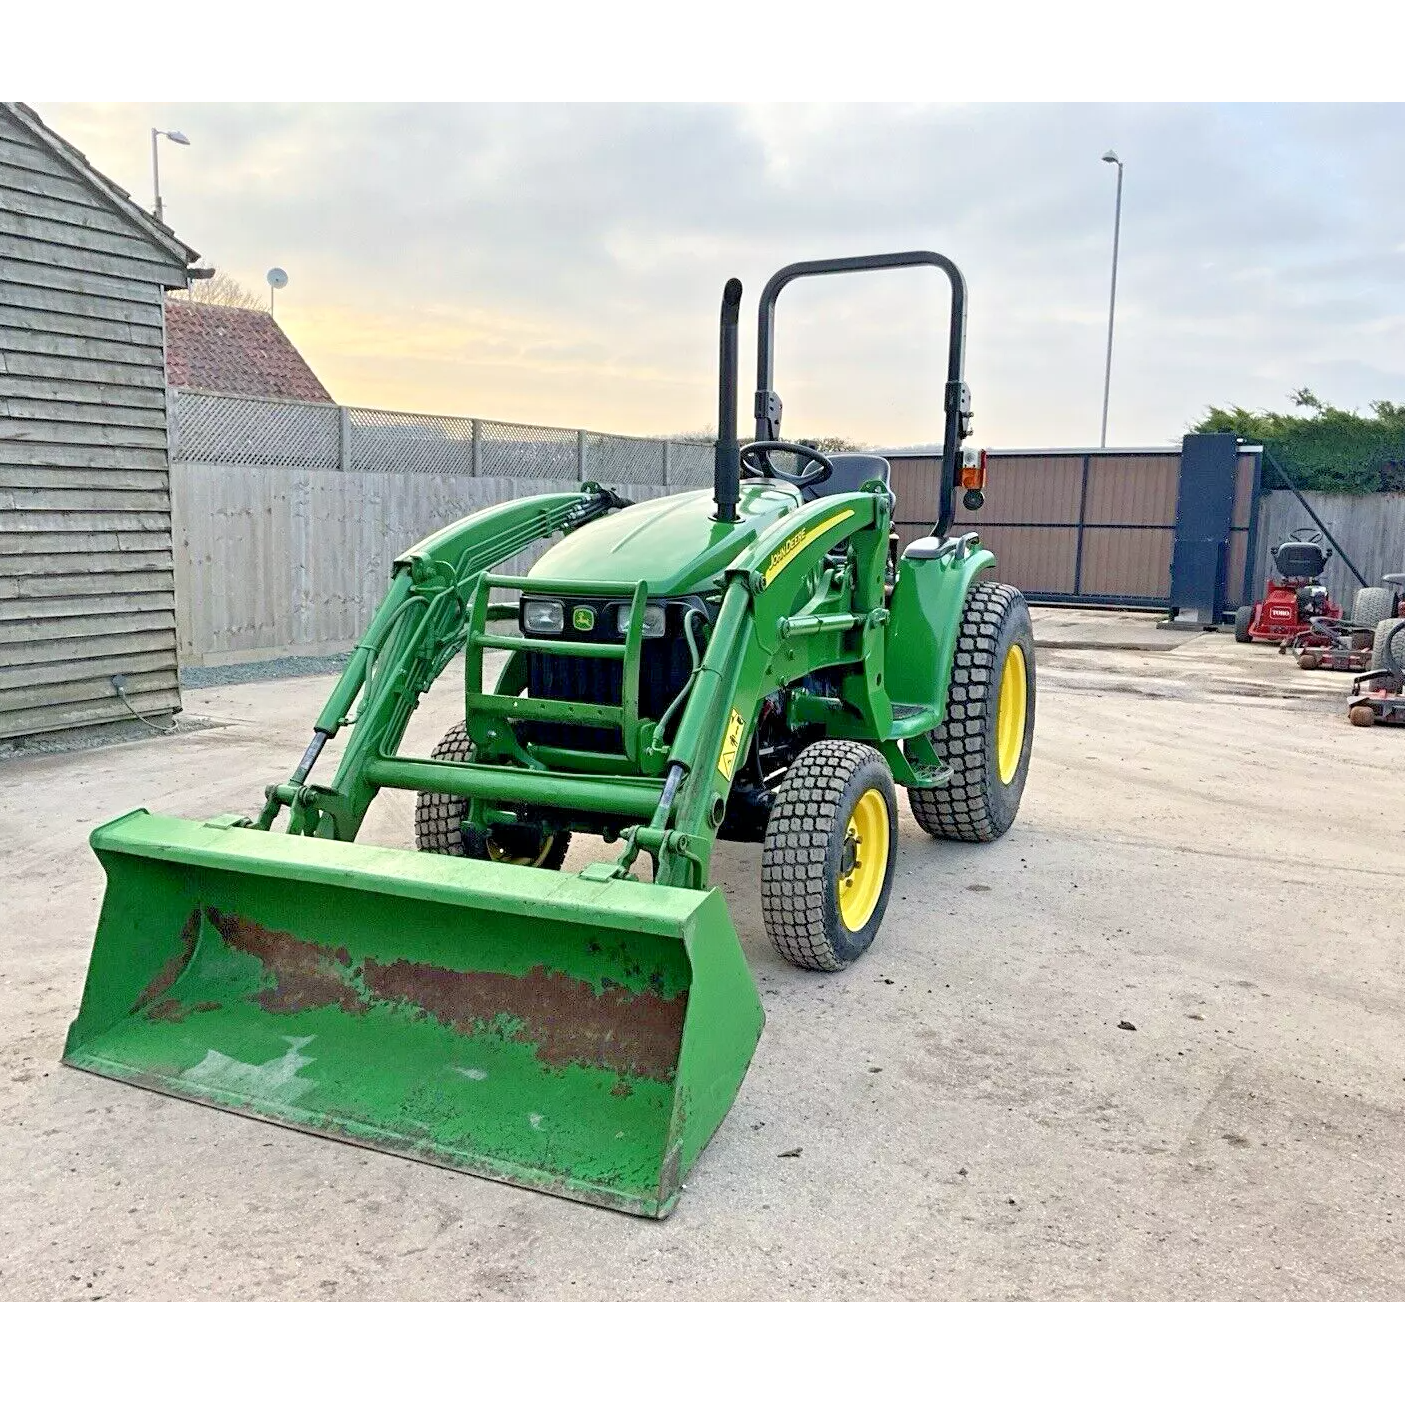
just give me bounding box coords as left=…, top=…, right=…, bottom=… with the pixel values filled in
left=2, top=609, right=1401, bottom=1300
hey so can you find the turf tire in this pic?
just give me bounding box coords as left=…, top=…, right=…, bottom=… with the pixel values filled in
left=1371, top=618, right=1405, bottom=677
left=761, top=740, right=898, bottom=972
left=908, top=580, right=1035, bottom=843
left=1352, top=587, right=1396, bottom=630
left=414, top=722, right=570, bottom=868
left=1234, top=605, right=1254, bottom=643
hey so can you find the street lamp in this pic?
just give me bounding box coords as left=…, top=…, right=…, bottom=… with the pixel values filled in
left=1099, top=148, right=1124, bottom=449
left=150, top=127, right=190, bottom=226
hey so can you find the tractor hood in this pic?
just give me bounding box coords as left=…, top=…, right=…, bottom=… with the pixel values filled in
left=532, top=482, right=802, bottom=596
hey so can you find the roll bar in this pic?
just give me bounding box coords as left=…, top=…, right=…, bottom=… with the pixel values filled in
left=753, top=251, right=973, bottom=537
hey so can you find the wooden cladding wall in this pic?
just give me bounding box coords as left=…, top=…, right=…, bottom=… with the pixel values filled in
left=0, top=107, right=190, bottom=740
left=888, top=448, right=1261, bottom=610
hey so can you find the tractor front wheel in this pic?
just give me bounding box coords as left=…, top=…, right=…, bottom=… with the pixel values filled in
left=1234, top=605, right=1254, bottom=643
left=909, top=581, right=1035, bottom=843
left=414, top=722, right=571, bottom=868
left=761, top=741, right=898, bottom=972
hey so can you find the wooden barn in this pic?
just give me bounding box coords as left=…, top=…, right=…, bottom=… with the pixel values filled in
left=0, top=102, right=200, bottom=744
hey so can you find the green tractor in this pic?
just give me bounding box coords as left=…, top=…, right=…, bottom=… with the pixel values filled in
left=65, top=252, right=1036, bottom=1218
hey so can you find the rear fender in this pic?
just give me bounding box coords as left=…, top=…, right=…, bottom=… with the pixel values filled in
left=883, top=542, right=996, bottom=717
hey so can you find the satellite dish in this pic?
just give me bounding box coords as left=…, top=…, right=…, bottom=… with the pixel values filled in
left=265, top=267, right=289, bottom=314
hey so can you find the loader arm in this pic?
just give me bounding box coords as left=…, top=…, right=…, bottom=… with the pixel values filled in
left=255, top=488, right=618, bottom=841
left=648, top=486, right=892, bottom=887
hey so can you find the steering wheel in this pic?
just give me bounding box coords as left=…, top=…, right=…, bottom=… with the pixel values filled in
left=740, top=440, right=834, bottom=491
left=1288, top=528, right=1323, bottom=544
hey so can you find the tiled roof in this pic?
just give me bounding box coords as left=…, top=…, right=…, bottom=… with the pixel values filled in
left=165, top=300, right=333, bottom=402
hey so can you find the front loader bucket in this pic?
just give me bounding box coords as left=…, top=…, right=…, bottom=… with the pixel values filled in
left=64, top=812, right=764, bottom=1218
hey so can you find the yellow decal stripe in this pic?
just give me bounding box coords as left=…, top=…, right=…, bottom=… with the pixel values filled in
left=716, top=708, right=746, bottom=781
left=762, top=509, right=855, bottom=586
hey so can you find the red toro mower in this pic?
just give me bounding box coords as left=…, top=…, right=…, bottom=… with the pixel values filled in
left=1291, top=570, right=1405, bottom=672
left=1234, top=529, right=1349, bottom=657
left=1348, top=619, right=1405, bottom=727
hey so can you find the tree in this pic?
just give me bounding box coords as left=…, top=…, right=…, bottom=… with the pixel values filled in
left=172, top=271, right=266, bottom=312
left=1193, top=391, right=1405, bottom=494
left=807, top=435, right=866, bottom=454
left=666, top=430, right=868, bottom=451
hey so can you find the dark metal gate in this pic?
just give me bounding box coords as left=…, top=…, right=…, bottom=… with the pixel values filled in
left=886, top=442, right=1262, bottom=612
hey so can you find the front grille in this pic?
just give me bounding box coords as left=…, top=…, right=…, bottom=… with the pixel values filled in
left=520, top=598, right=697, bottom=753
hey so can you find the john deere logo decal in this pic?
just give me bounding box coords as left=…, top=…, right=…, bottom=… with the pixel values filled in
left=572, top=605, right=596, bottom=632
left=763, top=509, right=855, bottom=586
left=716, top=708, right=746, bottom=781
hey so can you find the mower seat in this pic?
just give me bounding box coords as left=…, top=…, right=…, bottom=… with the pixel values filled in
left=1271, top=541, right=1329, bottom=580
left=804, top=453, right=895, bottom=509
left=1383, top=573, right=1405, bottom=587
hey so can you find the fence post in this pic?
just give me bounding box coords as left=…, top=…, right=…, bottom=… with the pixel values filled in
left=577, top=429, right=588, bottom=482
left=338, top=406, right=352, bottom=472
left=471, top=418, right=482, bottom=476
left=662, top=439, right=672, bottom=487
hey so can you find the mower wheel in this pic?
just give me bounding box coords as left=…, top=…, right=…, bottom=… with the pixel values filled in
left=1349, top=704, right=1376, bottom=728
left=1352, top=586, right=1395, bottom=630
left=909, top=581, right=1035, bottom=843
left=761, top=740, right=898, bottom=972
left=1372, top=619, right=1405, bottom=676
left=414, top=722, right=571, bottom=868
left=1297, top=651, right=1320, bottom=670
left=1234, top=606, right=1254, bottom=643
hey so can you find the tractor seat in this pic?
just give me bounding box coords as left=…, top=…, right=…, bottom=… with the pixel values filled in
left=1271, top=541, right=1329, bottom=580
left=803, top=453, right=895, bottom=509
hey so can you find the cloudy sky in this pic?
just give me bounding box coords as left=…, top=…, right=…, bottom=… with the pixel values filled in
left=42, top=102, right=1405, bottom=449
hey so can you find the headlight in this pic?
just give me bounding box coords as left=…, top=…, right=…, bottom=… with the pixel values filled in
left=616, top=603, right=666, bottom=639
left=522, top=598, right=564, bottom=634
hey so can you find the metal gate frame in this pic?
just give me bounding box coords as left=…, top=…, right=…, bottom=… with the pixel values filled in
left=885, top=442, right=1263, bottom=614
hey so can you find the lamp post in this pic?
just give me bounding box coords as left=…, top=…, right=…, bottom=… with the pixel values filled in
left=150, top=127, right=190, bottom=225
left=1099, top=148, right=1124, bottom=449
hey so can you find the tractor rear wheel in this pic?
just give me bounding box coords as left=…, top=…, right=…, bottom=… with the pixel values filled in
left=761, top=740, right=898, bottom=972
left=1353, top=586, right=1395, bottom=630
left=414, top=722, right=571, bottom=868
left=1234, top=605, right=1254, bottom=643
left=909, top=581, right=1035, bottom=843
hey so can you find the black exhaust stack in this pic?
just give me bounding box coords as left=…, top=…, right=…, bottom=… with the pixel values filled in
left=713, top=277, right=743, bottom=523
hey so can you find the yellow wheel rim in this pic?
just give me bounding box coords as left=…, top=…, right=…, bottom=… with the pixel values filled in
left=486, top=832, right=557, bottom=867
left=996, top=643, right=1028, bottom=785
left=837, top=788, right=890, bottom=932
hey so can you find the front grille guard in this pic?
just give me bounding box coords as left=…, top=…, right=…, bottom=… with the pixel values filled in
left=463, top=570, right=659, bottom=768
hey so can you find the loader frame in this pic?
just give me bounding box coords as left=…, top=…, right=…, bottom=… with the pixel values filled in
left=254, top=480, right=992, bottom=893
